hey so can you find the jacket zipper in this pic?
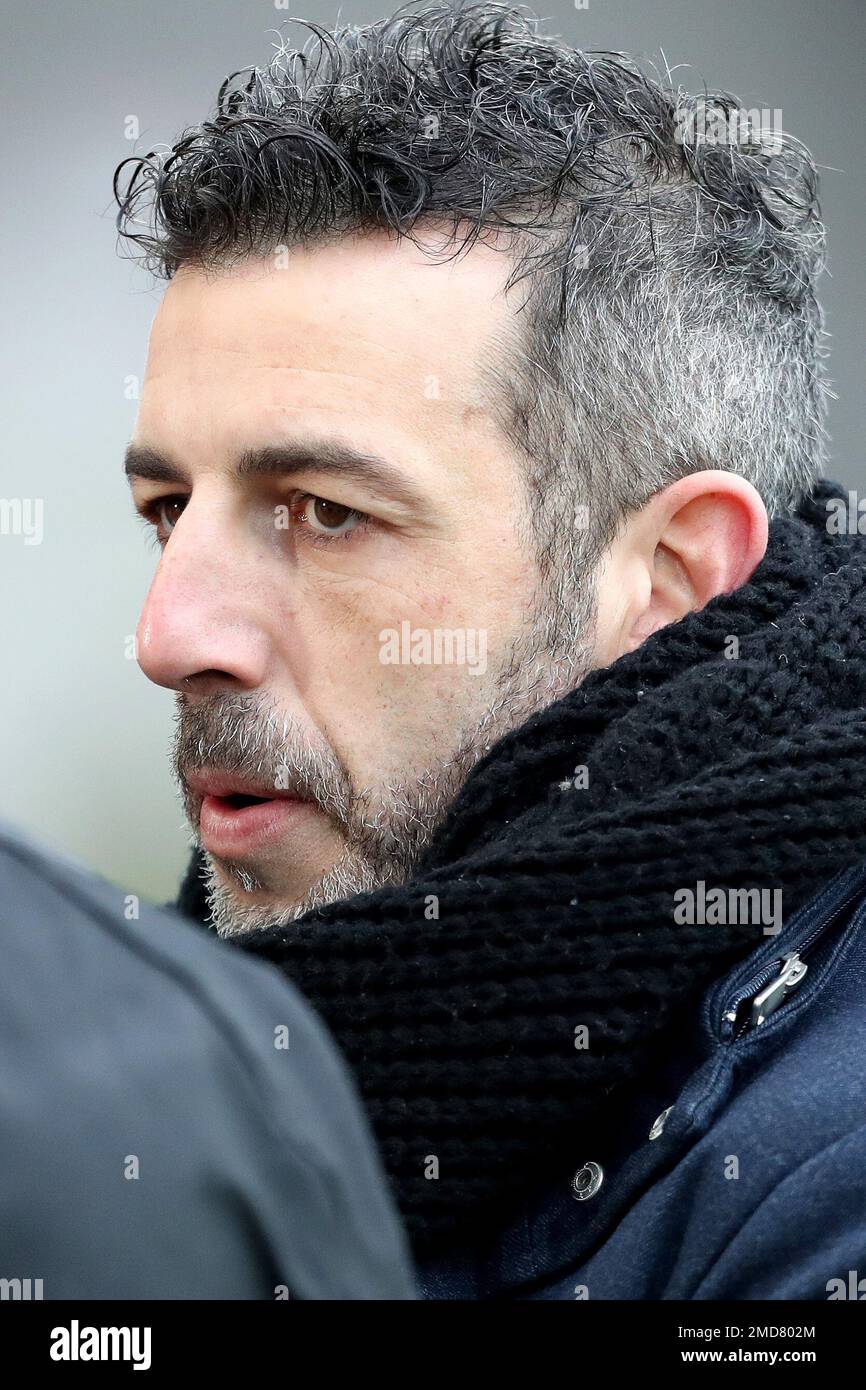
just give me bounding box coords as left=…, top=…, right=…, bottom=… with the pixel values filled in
left=719, top=881, right=866, bottom=1042
left=648, top=876, right=866, bottom=1142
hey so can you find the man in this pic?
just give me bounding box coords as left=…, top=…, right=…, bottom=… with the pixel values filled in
left=116, top=3, right=866, bottom=1296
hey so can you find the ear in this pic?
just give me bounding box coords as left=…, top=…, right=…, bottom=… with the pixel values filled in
left=592, top=470, right=769, bottom=664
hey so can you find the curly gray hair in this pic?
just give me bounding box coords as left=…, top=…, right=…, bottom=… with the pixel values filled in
left=115, top=0, right=829, bottom=596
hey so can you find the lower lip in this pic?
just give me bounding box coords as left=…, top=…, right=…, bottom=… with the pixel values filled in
left=199, top=794, right=316, bottom=857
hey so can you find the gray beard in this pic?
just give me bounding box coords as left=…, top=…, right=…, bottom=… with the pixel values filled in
left=180, top=584, right=595, bottom=940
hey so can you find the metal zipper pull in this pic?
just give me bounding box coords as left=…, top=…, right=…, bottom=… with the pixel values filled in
left=648, top=1105, right=674, bottom=1141
left=748, top=952, right=809, bottom=1029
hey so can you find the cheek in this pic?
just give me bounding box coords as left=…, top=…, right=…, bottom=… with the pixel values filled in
left=295, top=561, right=455, bottom=649
left=302, top=627, right=492, bottom=783
left=271, top=547, right=525, bottom=770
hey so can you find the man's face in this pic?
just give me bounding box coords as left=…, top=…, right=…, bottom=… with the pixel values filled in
left=130, top=232, right=589, bottom=935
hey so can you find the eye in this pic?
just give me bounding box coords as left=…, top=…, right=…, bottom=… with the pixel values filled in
left=139, top=495, right=187, bottom=546
left=294, top=494, right=367, bottom=541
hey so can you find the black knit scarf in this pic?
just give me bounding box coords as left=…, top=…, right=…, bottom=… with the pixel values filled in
left=177, top=478, right=866, bottom=1256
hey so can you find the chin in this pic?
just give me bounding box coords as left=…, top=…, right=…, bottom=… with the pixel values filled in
left=201, top=853, right=321, bottom=938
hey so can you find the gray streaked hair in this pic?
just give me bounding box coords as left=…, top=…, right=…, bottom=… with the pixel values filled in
left=114, top=0, right=830, bottom=597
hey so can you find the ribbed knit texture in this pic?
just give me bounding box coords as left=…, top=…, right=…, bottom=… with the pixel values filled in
left=177, top=478, right=866, bottom=1255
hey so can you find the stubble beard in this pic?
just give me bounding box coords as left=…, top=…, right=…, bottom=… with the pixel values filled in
left=174, top=580, right=596, bottom=940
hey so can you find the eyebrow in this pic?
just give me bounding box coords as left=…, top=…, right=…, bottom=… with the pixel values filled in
left=123, top=439, right=430, bottom=513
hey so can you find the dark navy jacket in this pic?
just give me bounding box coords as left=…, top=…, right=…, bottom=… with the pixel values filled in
left=418, top=862, right=866, bottom=1300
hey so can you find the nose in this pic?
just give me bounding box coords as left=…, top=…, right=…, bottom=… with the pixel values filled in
left=136, top=495, right=272, bottom=697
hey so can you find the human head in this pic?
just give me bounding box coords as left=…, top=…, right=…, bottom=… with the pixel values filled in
left=117, top=3, right=823, bottom=934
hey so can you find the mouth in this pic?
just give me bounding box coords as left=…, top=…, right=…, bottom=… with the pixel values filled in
left=217, top=791, right=277, bottom=810
left=186, top=773, right=318, bottom=859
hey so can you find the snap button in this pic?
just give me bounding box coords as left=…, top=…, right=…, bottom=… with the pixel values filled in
left=571, top=1160, right=604, bottom=1201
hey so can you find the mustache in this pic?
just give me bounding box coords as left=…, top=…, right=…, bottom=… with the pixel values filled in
left=171, top=691, right=355, bottom=824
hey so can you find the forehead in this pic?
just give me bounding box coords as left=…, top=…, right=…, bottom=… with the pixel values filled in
left=140, top=230, right=518, bottom=442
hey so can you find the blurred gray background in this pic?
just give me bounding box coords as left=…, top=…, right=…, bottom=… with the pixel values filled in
left=1, top=0, right=863, bottom=903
